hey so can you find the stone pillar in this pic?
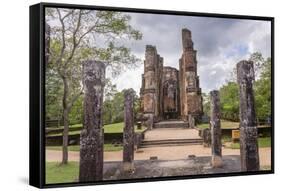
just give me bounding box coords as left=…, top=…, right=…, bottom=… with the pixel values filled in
left=210, top=90, right=222, bottom=168
left=123, top=89, right=135, bottom=171
left=237, top=60, right=260, bottom=171
left=79, top=60, right=105, bottom=182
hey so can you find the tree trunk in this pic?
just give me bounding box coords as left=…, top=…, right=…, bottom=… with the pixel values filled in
left=61, top=76, right=69, bottom=165
left=62, top=108, right=69, bottom=164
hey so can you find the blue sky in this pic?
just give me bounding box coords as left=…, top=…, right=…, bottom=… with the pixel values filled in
left=111, top=12, right=271, bottom=94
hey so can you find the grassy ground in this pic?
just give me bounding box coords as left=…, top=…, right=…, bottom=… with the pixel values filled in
left=197, top=120, right=270, bottom=130
left=228, top=137, right=271, bottom=149
left=260, top=165, right=272, bottom=170
left=222, top=135, right=232, bottom=143
left=46, top=143, right=123, bottom=152
left=103, top=122, right=146, bottom=133
left=47, top=122, right=146, bottom=137
left=197, top=120, right=240, bottom=129
left=46, top=162, right=79, bottom=184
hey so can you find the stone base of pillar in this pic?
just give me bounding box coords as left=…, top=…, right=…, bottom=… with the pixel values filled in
left=212, top=155, right=223, bottom=168
left=143, top=113, right=154, bottom=130
left=188, top=114, right=195, bottom=128
left=123, top=162, right=135, bottom=172
left=79, top=129, right=104, bottom=182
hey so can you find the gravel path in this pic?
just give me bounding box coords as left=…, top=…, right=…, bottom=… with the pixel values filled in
left=46, top=146, right=271, bottom=167
left=46, top=128, right=271, bottom=167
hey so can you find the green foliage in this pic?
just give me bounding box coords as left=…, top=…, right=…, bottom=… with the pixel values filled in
left=202, top=92, right=210, bottom=116
left=219, top=82, right=239, bottom=121
left=45, top=65, right=63, bottom=120
left=68, top=96, right=83, bottom=125
left=218, top=52, right=271, bottom=122
left=45, top=8, right=143, bottom=149
left=103, top=91, right=124, bottom=124
left=103, top=88, right=140, bottom=125
left=249, top=52, right=265, bottom=78
left=254, top=57, right=271, bottom=120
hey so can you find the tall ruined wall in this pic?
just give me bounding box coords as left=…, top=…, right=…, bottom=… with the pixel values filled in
left=140, top=45, right=163, bottom=122
left=179, top=28, right=203, bottom=121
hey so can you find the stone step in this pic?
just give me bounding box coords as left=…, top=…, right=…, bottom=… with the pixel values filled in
left=140, top=138, right=203, bottom=148
left=154, top=120, right=189, bottom=128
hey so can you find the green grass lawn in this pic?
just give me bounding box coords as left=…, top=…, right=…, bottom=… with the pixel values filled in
left=197, top=120, right=240, bottom=129
left=197, top=120, right=271, bottom=130
left=46, top=162, right=79, bottom=184
left=197, top=123, right=209, bottom=129
left=46, top=143, right=123, bottom=152
left=221, top=135, right=232, bottom=143
left=228, top=137, right=271, bottom=149
left=260, top=165, right=271, bottom=170
left=47, top=122, right=146, bottom=137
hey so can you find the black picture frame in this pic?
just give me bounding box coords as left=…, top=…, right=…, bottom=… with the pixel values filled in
left=30, top=2, right=274, bottom=189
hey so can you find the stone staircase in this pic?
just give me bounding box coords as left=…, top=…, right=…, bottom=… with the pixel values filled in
left=139, top=123, right=203, bottom=148
left=139, top=138, right=203, bottom=148
left=154, top=120, right=189, bottom=128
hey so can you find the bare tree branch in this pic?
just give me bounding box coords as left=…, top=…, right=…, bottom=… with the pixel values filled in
left=67, top=89, right=83, bottom=110
left=55, top=8, right=66, bottom=76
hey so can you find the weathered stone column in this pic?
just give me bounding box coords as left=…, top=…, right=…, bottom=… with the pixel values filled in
left=210, top=90, right=222, bottom=168
left=237, top=60, right=260, bottom=171
left=79, top=60, right=105, bottom=182
left=123, top=89, right=135, bottom=171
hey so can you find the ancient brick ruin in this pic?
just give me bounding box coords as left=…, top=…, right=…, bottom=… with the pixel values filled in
left=140, top=28, right=203, bottom=125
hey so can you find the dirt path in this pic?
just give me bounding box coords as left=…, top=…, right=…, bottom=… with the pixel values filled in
left=46, top=128, right=271, bottom=167
left=46, top=146, right=271, bottom=167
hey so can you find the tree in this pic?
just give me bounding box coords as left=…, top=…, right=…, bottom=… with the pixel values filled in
left=220, top=52, right=271, bottom=122
left=219, top=82, right=239, bottom=121
left=228, top=52, right=266, bottom=83
left=254, top=57, right=271, bottom=122
left=102, top=79, right=118, bottom=124
left=46, top=65, right=63, bottom=120
left=102, top=88, right=139, bottom=125
left=202, top=92, right=210, bottom=116
left=249, top=52, right=265, bottom=79
left=46, top=8, right=142, bottom=164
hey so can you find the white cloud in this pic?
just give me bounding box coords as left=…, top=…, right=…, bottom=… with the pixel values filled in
left=107, top=13, right=271, bottom=94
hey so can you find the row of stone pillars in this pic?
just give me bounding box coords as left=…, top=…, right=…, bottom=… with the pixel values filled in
left=209, top=60, right=260, bottom=171
left=78, top=59, right=260, bottom=181
left=79, top=60, right=135, bottom=182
